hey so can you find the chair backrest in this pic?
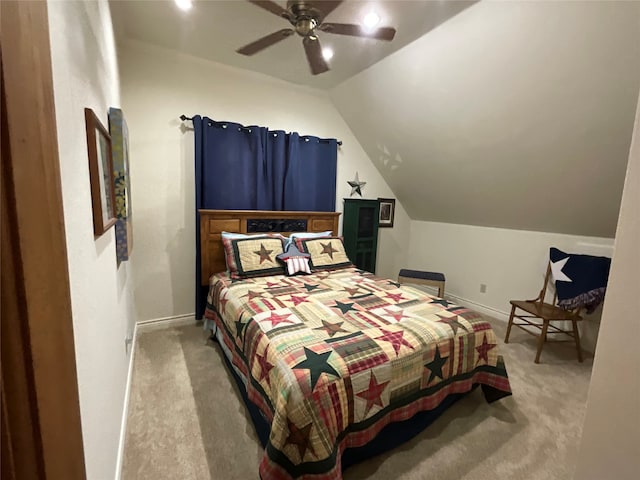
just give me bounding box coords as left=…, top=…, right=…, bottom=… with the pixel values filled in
left=534, top=262, right=556, bottom=306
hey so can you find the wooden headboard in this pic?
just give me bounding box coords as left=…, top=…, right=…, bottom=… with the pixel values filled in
left=199, top=209, right=341, bottom=285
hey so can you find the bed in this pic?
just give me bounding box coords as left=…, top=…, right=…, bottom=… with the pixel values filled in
left=200, top=209, right=512, bottom=480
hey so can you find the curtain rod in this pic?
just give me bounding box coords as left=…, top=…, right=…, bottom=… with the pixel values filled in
left=179, top=115, right=342, bottom=146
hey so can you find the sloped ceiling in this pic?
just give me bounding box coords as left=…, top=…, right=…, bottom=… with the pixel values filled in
left=109, top=0, right=475, bottom=89
left=330, top=1, right=640, bottom=237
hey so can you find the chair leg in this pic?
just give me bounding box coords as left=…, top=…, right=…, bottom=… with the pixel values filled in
left=535, top=320, right=549, bottom=364
left=504, top=304, right=516, bottom=343
left=572, top=319, right=584, bottom=363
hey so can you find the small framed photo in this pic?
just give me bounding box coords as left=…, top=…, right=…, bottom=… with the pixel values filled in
left=85, top=108, right=117, bottom=237
left=378, top=198, right=396, bottom=228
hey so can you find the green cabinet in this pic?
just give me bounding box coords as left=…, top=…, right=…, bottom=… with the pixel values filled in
left=342, top=199, right=380, bottom=273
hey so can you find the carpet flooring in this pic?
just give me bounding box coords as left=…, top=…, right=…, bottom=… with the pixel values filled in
left=121, top=316, right=593, bottom=480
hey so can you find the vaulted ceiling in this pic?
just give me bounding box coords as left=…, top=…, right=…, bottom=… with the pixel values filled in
left=111, top=0, right=640, bottom=237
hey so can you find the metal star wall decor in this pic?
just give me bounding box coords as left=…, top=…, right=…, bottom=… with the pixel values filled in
left=348, top=172, right=366, bottom=197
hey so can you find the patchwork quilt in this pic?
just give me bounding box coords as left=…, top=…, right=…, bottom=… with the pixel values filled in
left=205, top=268, right=511, bottom=480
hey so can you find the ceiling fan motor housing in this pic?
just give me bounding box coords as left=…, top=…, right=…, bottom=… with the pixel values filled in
left=287, top=1, right=323, bottom=37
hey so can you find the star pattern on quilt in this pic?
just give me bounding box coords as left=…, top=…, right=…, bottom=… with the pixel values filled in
left=436, top=314, right=469, bottom=336
left=245, top=290, right=263, bottom=300
left=235, top=318, right=247, bottom=340
left=304, top=283, right=320, bottom=292
left=320, top=242, right=338, bottom=259
left=385, top=292, right=406, bottom=303
left=375, top=328, right=414, bottom=356
left=219, top=294, right=229, bottom=314
left=348, top=172, right=366, bottom=197
left=430, top=298, right=451, bottom=307
left=285, top=420, right=315, bottom=460
left=289, top=295, right=308, bottom=306
left=343, top=286, right=362, bottom=297
left=256, top=347, right=274, bottom=386
left=314, top=320, right=348, bottom=338
left=333, top=301, right=357, bottom=315
left=475, top=333, right=497, bottom=365
left=254, top=243, right=274, bottom=264
left=424, top=346, right=448, bottom=384
left=356, top=372, right=390, bottom=416
left=383, top=308, right=409, bottom=323
left=293, top=347, right=340, bottom=390
left=262, top=311, right=295, bottom=328
left=550, top=256, right=573, bottom=283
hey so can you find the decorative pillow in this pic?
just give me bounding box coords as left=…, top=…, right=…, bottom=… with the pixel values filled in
left=549, top=247, right=611, bottom=313
left=276, top=243, right=312, bottom=276
left=222, top=236, right=285, bottom=279
left=295, top=236, right=353, bottom=271
left=285, top=230, right=333, bottom=249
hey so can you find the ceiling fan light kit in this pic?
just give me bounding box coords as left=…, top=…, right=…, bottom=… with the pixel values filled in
left=238, top=0, right=397, bottom=75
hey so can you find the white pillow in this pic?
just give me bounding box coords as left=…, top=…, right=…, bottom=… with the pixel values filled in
left=285, top=230, right=333, bottom=249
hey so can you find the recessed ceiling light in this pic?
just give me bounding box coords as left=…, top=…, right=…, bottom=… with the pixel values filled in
left=362, top=12, right=380, bottom=31
left=322, top=47, right=334, bottom=61
left=175, top=0, right=193, bottom=12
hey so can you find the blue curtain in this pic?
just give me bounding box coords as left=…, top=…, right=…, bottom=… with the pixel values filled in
left=192, top=116, right=338, bottom=318
left=284, top=133, right=338, bottom=211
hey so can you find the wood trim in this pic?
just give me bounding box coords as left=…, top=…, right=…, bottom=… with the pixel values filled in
left=1, top=1, right=86, bottom=478
left=85, top=108, right=117, bottom=236
left=199, top=209, right=341, bottom=285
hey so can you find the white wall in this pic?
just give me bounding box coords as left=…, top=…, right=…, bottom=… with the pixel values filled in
left=574, top=84, right=640, bottom=479
left=119, top=39, right=410, bottom=322
left=407, top=221, right=613, bottom=352
left=330, top=0, right=640, bottom=238
left=48, top=1, right=136, bottom=478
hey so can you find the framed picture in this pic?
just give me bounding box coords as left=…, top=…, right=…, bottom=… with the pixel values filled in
left=109, top=107, right=133, bottom=264
left=85, top=108, right=117, bottom=237
left=378, top=198, right=396, bottom=228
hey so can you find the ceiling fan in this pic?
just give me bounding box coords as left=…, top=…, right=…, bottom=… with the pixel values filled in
left=237, top=0, right=397, bottom=75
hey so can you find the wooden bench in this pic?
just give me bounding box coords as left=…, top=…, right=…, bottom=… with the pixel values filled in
left=398, top=269, right=446, bottom=298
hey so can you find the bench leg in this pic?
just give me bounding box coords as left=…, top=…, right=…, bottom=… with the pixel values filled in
left=572, top=319, right=583, bottom=363
left=535, top=320, right=549, bottom=364
left=505, top=304, right=516, bottom=343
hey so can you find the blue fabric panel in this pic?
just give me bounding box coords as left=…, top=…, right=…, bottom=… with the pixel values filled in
left=284, top=133, right=337, bottom=211
left=399, top=269, right=446, bottom=282
left=549, top=247, right=611, bottom=312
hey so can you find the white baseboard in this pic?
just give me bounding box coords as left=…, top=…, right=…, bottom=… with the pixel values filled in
left=114, top=321, right=138, bottom=480
left=136, top=313, right=197, bottom=331
left=444, top=292, right=510, bottom=322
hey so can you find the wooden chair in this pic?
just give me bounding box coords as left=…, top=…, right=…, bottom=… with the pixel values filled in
left=505, top=262, right=583, bottom=364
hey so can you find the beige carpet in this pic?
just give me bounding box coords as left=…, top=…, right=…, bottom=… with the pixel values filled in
left=122, top=317, right=593, bottom=480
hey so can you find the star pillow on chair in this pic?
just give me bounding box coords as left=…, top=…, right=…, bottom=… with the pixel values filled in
left=549, top=247, right=611, bottom=313
left=276, top=243, right=312, bottom=276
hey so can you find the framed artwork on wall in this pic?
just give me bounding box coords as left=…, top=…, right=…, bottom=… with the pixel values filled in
left=85, top=108, right=117, bottom=237
left=378, top=198, right=396, bottom=228
left=109, top=107, right=133, bottom=264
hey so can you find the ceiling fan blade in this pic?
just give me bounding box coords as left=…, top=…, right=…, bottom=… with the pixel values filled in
left=303, top=36, right=329, bottom=75
left=319, top=22, right=396, bottom=41
left=315, top=1, right=343, bottom=19
left=248, top=0, right=291, bottom=20
left=237, top=29, right=295, bottom=55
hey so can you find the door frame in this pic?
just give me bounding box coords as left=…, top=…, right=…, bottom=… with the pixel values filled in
left=1, top=1, right=86, bottom=478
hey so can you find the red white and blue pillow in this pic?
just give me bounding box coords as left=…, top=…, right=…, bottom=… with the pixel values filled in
left=276, top=243, right=312, bottom=276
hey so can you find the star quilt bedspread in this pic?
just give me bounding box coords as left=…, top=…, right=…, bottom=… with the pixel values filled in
left=205, top=267, right=511, bottom=480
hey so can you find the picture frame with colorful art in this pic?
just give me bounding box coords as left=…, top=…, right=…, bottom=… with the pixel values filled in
left=109, top=107, right=133, bottom=264
left=378, top=198, right=395, bottom=228
left=85, top=108, right=117, bottom=237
